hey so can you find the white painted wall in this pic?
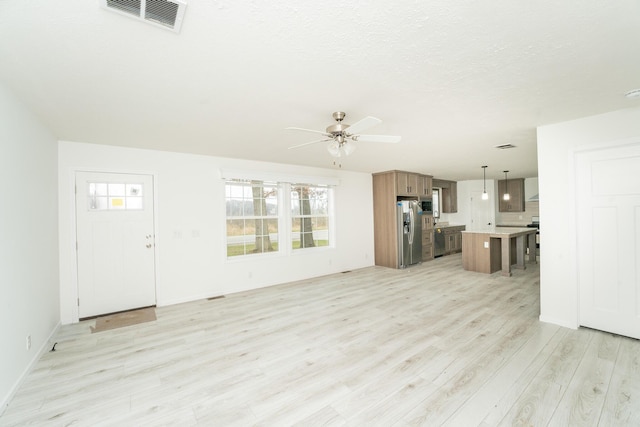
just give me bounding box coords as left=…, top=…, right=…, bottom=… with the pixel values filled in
left=0, top=84, right=60, bottom=413
left=58, top=141, right=375, bottom=324
left=537, top=106, right=640, bottom=329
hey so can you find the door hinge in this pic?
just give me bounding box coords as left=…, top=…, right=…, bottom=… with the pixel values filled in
left=77, top=298, right=80, bottom=307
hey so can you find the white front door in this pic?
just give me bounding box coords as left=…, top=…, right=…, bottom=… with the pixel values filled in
left=75, top=171, right=156, bottom=318
left=576, top=142, right=640, bottom=339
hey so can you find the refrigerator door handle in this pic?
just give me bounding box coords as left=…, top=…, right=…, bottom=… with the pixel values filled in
left=408, top=207, right=414, bottom=245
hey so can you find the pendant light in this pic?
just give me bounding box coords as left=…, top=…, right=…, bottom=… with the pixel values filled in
left=503, top=170, right=510, bottom=201
left=481, top=166, right=489, bottom=200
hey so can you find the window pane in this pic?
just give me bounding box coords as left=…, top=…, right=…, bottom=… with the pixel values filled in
left=291, top=184, right=330, bottom=251
left=290, top=199, right=300, bottom=215
left=266, top=194, right=277, bottom=216
left=291, top=218, right=301, bottom=233
left=267, top=218, right=278, bottom=234
left=109, top=197, right=126, bottom=210
left=315, top=238, right=329, bottom=247
left=229, top=199, right=243, bottom=216
left=127, top=184, right=143, bottom=196
left=126, top=197, right=143, bottom=210
left=254, top=219, right=267, bottom=237
left=244, top=200, right=255, bottom=216
left=228, top=184, right=243, bottom=199
left=225, top=180, right=279, bottom=257
left=108, top=183, right=126, bottom=196
left=226, top=219, right=246, bottom=257
left=88, top=196, right=108, bottom=210
left=94, top=183, right=108, bottom=196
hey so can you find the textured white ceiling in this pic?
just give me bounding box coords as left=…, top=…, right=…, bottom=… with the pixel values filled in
left=1, top=0, right=639, bottom=180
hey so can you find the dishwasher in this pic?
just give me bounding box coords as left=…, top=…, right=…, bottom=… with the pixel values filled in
left=434, top=227, right=445, bottom=257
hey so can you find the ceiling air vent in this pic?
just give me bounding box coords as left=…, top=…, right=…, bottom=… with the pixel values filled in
left=495, top=143, right=516, bottom=150
left=101, top=0, right=187, bottom=33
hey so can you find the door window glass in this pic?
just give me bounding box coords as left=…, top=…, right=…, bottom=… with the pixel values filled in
left=88, top=182, right=144, bottom=211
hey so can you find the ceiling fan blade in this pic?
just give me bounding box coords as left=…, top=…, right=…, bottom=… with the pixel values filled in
left=288, top=138, right=333, bottom=150
left=285, top=127, right=330, bottom=136
left=345, top=116, right=382, bottom=135
left=355, top=134, right=402, bottom=143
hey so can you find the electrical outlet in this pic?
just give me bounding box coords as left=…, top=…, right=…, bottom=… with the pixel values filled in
left=484, top=241, right=489, bottom=249
left=26, top=335, right=31, bottom=351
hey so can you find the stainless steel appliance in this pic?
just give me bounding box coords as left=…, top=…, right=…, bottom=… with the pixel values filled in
left=420, top=197, right=433, bottom=215
left=526, top=216, right=540, bottom=256
left=434, top=227, right=445, bottom=257
left=397, top=200, right=422, bottom=268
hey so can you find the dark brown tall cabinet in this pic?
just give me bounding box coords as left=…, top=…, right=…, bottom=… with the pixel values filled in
left=498, top=178, right=525, bottom=212
left=372, top=170, right=434, bottom=268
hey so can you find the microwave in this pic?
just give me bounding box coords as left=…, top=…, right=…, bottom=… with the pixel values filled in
left=420, top=198, right=433, bottom=215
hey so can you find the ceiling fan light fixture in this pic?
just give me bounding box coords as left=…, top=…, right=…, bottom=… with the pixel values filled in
left=342, top=141, right=357, bottom=156
left=286, top=112, right=400, bottom=161
left=327, top=141, right=341, bottom=157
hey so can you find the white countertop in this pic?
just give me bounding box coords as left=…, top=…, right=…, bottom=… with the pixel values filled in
left=433, top=223, right=465, bottom=228
left=462, top=226, right=536, bottom=236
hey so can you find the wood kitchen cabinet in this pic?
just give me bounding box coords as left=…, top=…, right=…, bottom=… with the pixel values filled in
left=396, top=171, right=433, bottom=198
left=372, top=170, right=434, bottom=268
left=442, top=182, right=457, bottom=213
left=396, top=171, right=420, bottom=197
left=419, top=175, right=432, bottom=198
left=498, top=178, right=525, bottom=212
left=422, top=213, right=434, bottom=261
left=443, top=225, right=464, bottom=254
left=433, top=179, right=458, bottom=213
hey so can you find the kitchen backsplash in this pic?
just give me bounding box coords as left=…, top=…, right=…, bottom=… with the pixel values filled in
left=496, top=201, right=539, bottom=226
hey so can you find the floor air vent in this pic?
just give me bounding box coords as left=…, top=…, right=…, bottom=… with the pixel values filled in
left=101, top=0, right=187, bottom=33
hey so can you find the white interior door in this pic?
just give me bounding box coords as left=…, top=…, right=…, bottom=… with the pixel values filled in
left=576, top=143, right=640, bottom=339
left=469, top=191, right=492, bottom=230
left=76, top=171, right=156, bottom=318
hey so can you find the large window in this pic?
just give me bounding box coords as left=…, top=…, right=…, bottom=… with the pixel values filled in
left=225, top=179, right=332, bottom=258
left=225, top=180, right=278, bottom=257
left=291, top=184, right=330, bottom=250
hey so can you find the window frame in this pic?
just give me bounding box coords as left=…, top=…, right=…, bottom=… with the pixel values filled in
left=224, top=179, right=281, bottom=258
left=290, top=183, right=332, bottom=251
left=223, top=178, right=335, bottom=260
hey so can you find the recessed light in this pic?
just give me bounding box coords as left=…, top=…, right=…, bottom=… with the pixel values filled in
left=625, top=89, right=640, bottom=98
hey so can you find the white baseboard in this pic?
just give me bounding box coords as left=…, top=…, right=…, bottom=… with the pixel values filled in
left=539, top=315, right=578, bottom=330
left=0, top=322, right=61, bottom=416
left=156, top=291, right=222, bottom=307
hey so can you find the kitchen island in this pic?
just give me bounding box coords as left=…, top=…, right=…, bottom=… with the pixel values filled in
left=461, top=227, right=537, bottom=276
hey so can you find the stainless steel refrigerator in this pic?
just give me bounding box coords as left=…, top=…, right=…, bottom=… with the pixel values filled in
left=397, top=200, right=422, bottom=268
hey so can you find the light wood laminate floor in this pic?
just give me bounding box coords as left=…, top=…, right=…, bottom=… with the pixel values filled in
left=2, top=254, right=639, bottom=426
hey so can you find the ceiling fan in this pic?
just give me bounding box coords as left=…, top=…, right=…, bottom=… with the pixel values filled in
left=286, top=112, right=401, bottom=158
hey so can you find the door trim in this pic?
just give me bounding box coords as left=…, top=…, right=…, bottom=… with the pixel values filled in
left=68, top=168, right=160, bottom=323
